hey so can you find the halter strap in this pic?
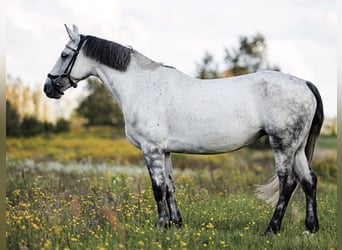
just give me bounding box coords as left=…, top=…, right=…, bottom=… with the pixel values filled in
left=47, top=35, right=88, bottom=94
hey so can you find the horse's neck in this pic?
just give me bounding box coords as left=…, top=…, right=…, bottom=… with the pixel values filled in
left=93, top=53, right=166, bottom=111
left=131, top=51, right=161, bottom=71
left=93, top=51, right=193, bottom=115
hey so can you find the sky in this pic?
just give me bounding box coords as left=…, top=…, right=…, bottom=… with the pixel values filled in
left=6, top=0, right=337, bottom=117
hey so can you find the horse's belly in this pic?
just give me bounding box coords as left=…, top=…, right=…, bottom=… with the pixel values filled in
left=166, top=125, right=262, bottom=154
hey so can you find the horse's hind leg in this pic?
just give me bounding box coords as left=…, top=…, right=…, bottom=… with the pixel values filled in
left=264, top=136, right=298, bottom=235
left=165, top=153, right=182, bottom=226
left=143, top=146, right=169, bottom=227
left=294, top=149, right=319, bottom=233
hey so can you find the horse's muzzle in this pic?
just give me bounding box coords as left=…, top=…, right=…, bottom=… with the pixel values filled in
left=43, top=80, right=63, bottom=99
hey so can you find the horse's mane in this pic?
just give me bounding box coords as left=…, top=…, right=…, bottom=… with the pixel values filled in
left=83, top=35, right=132, bottom=71
left=82, top=35, right=175, bottom=71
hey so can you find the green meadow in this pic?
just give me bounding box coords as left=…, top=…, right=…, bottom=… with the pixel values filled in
left=6, top=127, right=336, bottom=249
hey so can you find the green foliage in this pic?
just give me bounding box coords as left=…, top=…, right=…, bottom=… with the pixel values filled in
left=54, top=118, right=70, bottom=133
left=6, top=100, right=21, bottom=137
left=42, top=121, right=54, bottom=134
left=20, top=116, right=44, bottom=137
left=196, top=51, right=219, bottom=79
left=6, top=99, right=64, bottom=137
left=196, top=33, right=280, bottom=80
left=18, top=116, right=57, bottom=137
left=76, top=78, right=124, bottom=127
left=224, top=33, right=280, bottom=75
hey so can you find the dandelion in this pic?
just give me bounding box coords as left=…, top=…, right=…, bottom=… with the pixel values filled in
left=153, top=241, right=162, bottom=248
left=32, top=223, right=40, bottom=230
left=44, top=239, right=52, bottom=248
left=180, top=240, right=187, bottom=247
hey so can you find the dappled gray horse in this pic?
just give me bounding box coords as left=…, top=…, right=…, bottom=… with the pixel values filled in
left=44, top=25, right=323, bottom=235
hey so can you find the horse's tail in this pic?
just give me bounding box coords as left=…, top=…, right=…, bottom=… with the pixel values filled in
left=255, top=81, right=324, bottom=206
left=304, top=81, right=324, bottom=163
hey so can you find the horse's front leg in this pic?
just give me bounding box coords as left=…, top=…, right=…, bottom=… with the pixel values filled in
left=143, top=146, right=169, bottom=227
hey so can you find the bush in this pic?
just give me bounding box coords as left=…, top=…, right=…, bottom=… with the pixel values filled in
left=20, top=116, right=44, bottom=137
left=54, top=118, right=70, bottom=133
left=76, top=78, right=124, bottom=127
left=313, top=157, right=337, bottom=182
left=42, top=121, right=54, bottom=134
left=6, top=98, right=71, bottom=137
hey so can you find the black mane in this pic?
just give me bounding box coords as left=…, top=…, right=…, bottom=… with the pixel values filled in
left=82, top=35, right=131, bottom=71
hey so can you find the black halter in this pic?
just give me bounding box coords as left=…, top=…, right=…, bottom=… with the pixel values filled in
left=47, top=35, right=88, bottom=95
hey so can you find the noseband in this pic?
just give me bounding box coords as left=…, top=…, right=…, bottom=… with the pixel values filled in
left=47, top=35, right=88, bottom=95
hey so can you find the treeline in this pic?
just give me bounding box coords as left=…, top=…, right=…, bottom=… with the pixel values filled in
left=6, top=77, right=124, bottom=137
left=6, top=100, right=70, bottom=137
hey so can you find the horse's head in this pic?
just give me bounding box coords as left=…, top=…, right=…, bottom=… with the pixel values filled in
left=44, top=25, right=90, bottom=99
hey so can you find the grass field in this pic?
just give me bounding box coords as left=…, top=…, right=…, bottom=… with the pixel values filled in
left=6, top=127, right=337, bottom=249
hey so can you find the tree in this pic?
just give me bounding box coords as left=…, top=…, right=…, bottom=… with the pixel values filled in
left=224, top=33, right=280, bottom=76
left=196, top=33, right=280, bottom=79
left=196, top=51, right=219, bottom=79
left=6, top=100, right=20, bottom=137
left=76, top=78, right=124, bottom=127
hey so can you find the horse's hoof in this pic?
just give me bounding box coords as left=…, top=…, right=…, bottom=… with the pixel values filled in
left=170, top=220, right=182, bottom=228
left=156, top=219, right=170, bottom=229
left=262, top=225, right=279, bottom=236
left=303, top=230, right=311, bottom=237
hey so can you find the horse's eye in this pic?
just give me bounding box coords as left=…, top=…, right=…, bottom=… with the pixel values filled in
left=61, top=53, right=68, bottom=59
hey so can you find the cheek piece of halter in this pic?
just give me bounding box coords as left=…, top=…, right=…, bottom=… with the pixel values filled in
left=47, top=35, right=88, bottom=95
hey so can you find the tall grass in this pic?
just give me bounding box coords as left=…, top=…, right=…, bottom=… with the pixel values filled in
left=6, top=127, right=336, bottom=249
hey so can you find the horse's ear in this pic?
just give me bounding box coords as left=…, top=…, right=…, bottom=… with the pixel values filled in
left=72, top=25, right=79, bottom=35
left=64, top=24, right=79, bottom=41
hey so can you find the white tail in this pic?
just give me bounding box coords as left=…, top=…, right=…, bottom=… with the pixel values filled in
left=255, top=174, right=301, bottom=207
left=255, top=174, right=279, bottom=207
